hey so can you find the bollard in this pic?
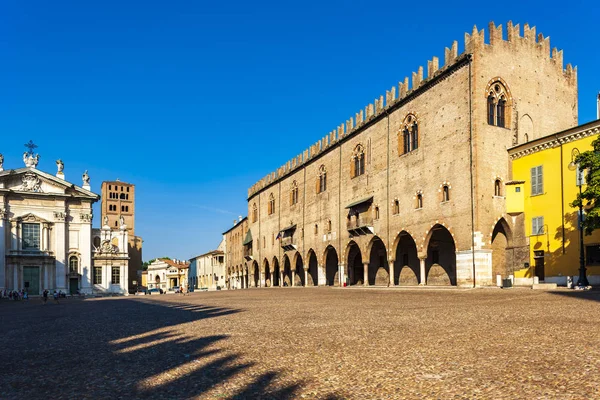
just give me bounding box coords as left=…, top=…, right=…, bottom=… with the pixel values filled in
left=566, top=276, right=573, bottom=289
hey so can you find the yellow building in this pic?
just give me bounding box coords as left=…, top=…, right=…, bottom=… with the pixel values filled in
left=508, top=119, right=600, bottom=285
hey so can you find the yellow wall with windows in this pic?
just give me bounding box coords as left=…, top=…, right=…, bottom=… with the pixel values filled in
left=509, top=132, right=600, bottom=280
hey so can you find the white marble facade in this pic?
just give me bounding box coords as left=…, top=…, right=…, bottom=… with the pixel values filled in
left=91, top=221, right=130, bottom=295
left=147, top=258, right=189, bottom=291
left=0, top=152, right=99, bottom=294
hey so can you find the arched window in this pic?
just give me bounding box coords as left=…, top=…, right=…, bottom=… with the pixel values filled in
left=486, top=80, right=511, bottom=128
left=69, top=256, right=78, bottom=274
left=327, top=220, right=332, bottom=233
left=120, top=193, right=126, bottom=199
left=268, top=193, right=275, bottom=215
left=352, top=144, right=365, bottom=178
left=416, top=193, right=423, bottom=209
left=442, top=185, right=450, bottom=202
left=314, top=224, right=318, bottom=235
left=93, top=236, right=101, bottom=249
left=393, top=199, right=400, bottom=215
left=318, top=165, right=327, bottom=193
left=374, top=206, right=380, bottom=220
left=495, top=179, right=502, bottom=196
left=400, top=114, right=419, bottom=154
left=252, top=203, right=258, bottom=223
left=290, top=181, right=299, bottom=206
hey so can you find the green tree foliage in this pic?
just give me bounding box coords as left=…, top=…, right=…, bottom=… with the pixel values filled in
left=571, top=137, right=600, bottom=235
left=142, top=256, right=171, bottom=271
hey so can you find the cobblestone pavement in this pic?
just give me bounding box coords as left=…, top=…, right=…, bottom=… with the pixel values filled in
left=1, top=288, right=599, bottom=399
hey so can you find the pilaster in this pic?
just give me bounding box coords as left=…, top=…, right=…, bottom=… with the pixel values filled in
left=0, top=209, right=6, bottom=290
left=53, top=211, right=67, bottom=291
left=363, top=262, right=369, bottom=286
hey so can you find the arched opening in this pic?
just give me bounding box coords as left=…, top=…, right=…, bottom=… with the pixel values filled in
left=252, top=261, right=259, bottom=287
left=283, top=255, right=292, bottom=287
left=272, top=257, right=280, bottom=287
left=325, top=246, right=339, bottom=286
left=294, top=254, right=304, bottom=286
left=368, top=237, right=389, bottom=286
left=491, top=218, right=512, bottom=283
left=264, top=259, right=271, bottom=287
left=307, top=250, right=318, bottom=286
left=346, top=241, right=363, bottom=286
left=426, top=225, right=456, bottom=286
left=394, top=232, right=420, bottom=285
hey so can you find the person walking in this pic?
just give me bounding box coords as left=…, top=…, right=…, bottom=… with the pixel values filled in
left=53, top=290, right=59, bottom=304
left=42, top=289, right=48, bottom=304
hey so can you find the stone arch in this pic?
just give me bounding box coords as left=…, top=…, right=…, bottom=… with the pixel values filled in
left=393, top=231, right=420, bottom=285
left=252, top=261, right=259, bottom=287
left=282, top=254, right=292, bottom=287
left=519, top=113, right=534, bottom=144
left=262, top=258, right=271, bottom=287
left=306, top=249, right=318, bottom=286
left=272, top=256, right=280, bottom=287
left=324, top=245, right=339, bottom=286
left=424, top=224, right=456, bottom=286
left=367, top=236, right=389, bottom=286
left=346, top=240, right=363, bottom=286
left=294, top=253, right=304, bottom=286
left=491, top=217, right=513, bottom=282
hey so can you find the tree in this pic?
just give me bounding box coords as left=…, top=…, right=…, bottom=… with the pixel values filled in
left=571, top=137, right=600, bottom=235
left=142, top=256, right=172, bottom=271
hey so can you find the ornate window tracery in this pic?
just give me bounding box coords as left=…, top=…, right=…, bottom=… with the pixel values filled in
left=290, top=181, right=299, bottom=205
left=318, top=165, right=327, bottom=193
left=486, top=79, right=511, bottom=128
left=268, top=193, right=275, bottom=215
left=400, top=114, right=419, bottom=154
left=351, top=144, right=365, bottom=178
left=252, top=203, right=258, bottom=223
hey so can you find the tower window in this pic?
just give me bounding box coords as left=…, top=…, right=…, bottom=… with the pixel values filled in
left=416, top=193, right=423, bottom=209
left=494, top=179, right=502, bottom=196
left=442, top=185, right=450, bottom=202
left=400, top=114, right=419, bottom=154
left=486, top=80, right=511, bottom=128
left=268, top=193, right=275, bottom=215
left=351, top=144, right=365, bottom=178
left=393, top=200, right=400, bottom=215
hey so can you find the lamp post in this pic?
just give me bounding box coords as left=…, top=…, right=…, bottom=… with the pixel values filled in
left=568, top=148, right=590, bottom=287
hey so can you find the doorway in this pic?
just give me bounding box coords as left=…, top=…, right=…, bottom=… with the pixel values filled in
left=23, top=266, right=40, bottom=295
left=534, top=251, right=545, bottom=281
left=69, top=278, right=79, bottom=294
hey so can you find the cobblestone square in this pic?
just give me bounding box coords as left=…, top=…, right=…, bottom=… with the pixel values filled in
left=2, top=288, right=599, bottom=399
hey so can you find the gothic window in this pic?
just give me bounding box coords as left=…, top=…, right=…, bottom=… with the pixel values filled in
left=351, top=144, right=365, bottom=178
left=416, top=193, right=423, bottom=209
left=268, top=193, right=275, bottom=215
left=318, top=165, right=327, bottom=193
left=400, top=114, right=419, bottom=154
left=252, top=203, right=258, bottom=223
left=442, top=185, right=450, bottom=202
left=393, top=200, right=400, bottom=215
left=327, top=220, right=332, bottom=233
left=494, top=179, right=502, bottom=196
left=374, top=206, right=380, bottom=220
left=69, top=256, right=78, bottom=274
left=314, top=224, right=318, bottom=235
left=290, top=181, right=299, bottom=206
left=120, top=193, right=126, bottom=200
left=486, top=80, right=511, bottom=128
left=22, top=223, right=40, bottom=250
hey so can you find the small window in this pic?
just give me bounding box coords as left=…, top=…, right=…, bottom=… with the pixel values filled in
left=532, top=216, right=544, bottom=235
left=515, top=187, right=521, bottom=193
left=352, top=145, right=365, bottom=178
left=93, top=267, right=102, bottom=284
left=290, top=181, right=299, bottom=206
left=111, top=267, right=120, bottom=284
left=268, top=193, right=275, bottom=215
left=120, top=193, right=126, bottom=200
left=252, top=203, right=258, bottom=223
left=127, top=187, right=130, bottom=192
left=487, top=95, right=495, bottom=125
left=121, top=206, right=125, bottom=212
left=318, top=165, right=327, bottom=193
left=314, top=224, right=318, bottom=235
left=442, top=186, right=450, bottom=202
left=327, top=220, right=332, bottom=233
left=531, top=166, right=543, bottom=195
left=393, top=200, right=400, bottom=215
left=263, top=237, right=265, bottom=248
left=495, top=179, right=502, bottom=196
left=69, top=256, right=78, bottom=274
left=401, top=114, right=419, bottom=154
left=115, top=221, right=118, bottom=227
left=374, top=206, right=380, bottom=220
left=416, top=194, right=423, bottom=209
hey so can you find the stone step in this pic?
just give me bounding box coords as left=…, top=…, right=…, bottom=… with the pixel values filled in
left=532, top=283, right=558, bottom=290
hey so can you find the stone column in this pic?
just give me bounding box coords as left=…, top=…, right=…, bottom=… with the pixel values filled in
left=388, top=259, right=395, bottom=287
left=363, top=262, right=369, bottom=286
left=291, top=270, right=295, bottom=287
left=279, top=271, right=283, bottom=287
left=317, top=265, right=326, bottom=286
left=0, top=210, right=6, bottom=290
left=260, top=272, right=265, bottom=287
left=419, top=257, right=427, bottom=285
left=338, top=264, right=345, bottom=287
left=304, top=269, right=308, bottom=287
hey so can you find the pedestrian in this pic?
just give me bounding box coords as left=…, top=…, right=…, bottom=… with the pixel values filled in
left=53, top=290, right=59, bottom=304
left=42, top=289, right=48, bottom=304
left=23, top=291, right=29, bottom=302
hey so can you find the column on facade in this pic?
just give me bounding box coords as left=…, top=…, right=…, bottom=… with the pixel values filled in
left=388, top=258, right=395, bottom=287
left=338, top=264, right=345, bottom=287
left=54, top=217, right=67, bottom=290
left=0, top=211, right=6, bottom=290
left=16, top=222, right=21, bottom=251
left=291, top=269, right=295, bottom=287
left=363, top=262, right=369, bottom=286
left=260, top=272, right=265, bottom=287
left=14, top=265, right=19, bottom=290
left=317, top=265, right=326, bottom=286
left=304, top=268, right=308, bottom=287
left=419, top=257, right=427, bottom=285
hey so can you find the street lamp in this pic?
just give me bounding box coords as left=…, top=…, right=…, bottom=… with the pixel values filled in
left=568, top=148, right=590, bottom=287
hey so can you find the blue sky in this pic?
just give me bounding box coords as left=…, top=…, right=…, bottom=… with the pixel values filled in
left=2, top=0, right=599, bottom=261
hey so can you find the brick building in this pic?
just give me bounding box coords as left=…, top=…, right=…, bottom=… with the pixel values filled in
left=241, top=22, right=578, bottom=287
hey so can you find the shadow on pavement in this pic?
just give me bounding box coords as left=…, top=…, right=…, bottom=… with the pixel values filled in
left=547, top=289, right=600, bottom=303
left=0, top=297, right=304, bottom=399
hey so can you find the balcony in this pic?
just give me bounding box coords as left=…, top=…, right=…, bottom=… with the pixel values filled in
left=8, top=249, right=55, bottom=258
left=243, top=245, right=253, bottom=261
left=346, top=215, right=374, bottom=236
left=280, top=236, right=297, bottom=252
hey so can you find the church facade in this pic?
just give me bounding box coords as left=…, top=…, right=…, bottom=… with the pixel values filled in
left=241, top=22, right=579, bottom=288
left=0, top=151, right=99, bottom=294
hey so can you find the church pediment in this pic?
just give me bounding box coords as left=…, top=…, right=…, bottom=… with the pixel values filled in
left=11, top=212, right=52, bottom=224
left=0, top=168, right=98, bottom=200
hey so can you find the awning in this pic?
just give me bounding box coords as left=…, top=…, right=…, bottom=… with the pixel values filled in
left=242, top=229, right=253, bottom=246
left=279, top=224, right=296, bottom=233
left=345, top=196, right=373, bottom=209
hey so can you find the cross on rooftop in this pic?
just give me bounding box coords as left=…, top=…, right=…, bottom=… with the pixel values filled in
left=24, top=140, right=37, bottom=155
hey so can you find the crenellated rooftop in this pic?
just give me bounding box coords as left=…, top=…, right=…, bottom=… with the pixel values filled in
left=248, top=21, right=576, bottom=199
